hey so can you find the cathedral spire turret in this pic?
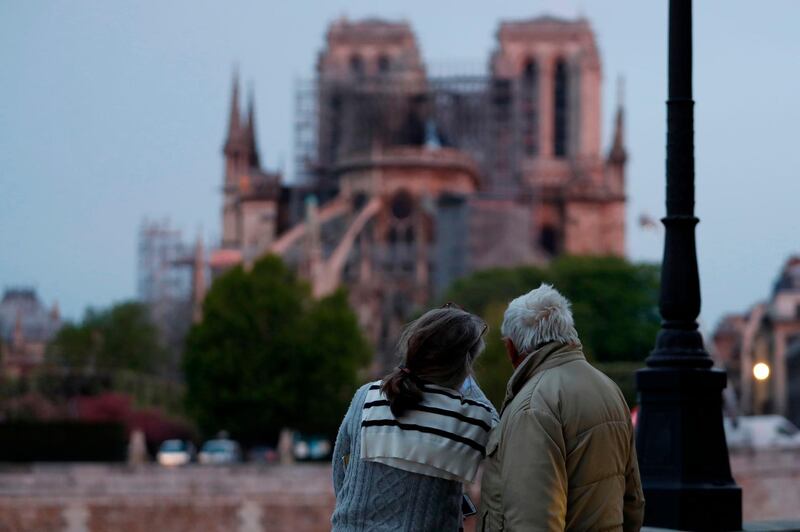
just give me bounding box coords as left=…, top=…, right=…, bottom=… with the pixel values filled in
left=224, top=69, right=243, bottom=154
left=608, top=76, right=627, bottom=165
left=245, top=85, right=260, bottom=168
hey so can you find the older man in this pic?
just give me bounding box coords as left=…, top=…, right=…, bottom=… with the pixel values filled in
left=478, top=284, right=644, bottom=532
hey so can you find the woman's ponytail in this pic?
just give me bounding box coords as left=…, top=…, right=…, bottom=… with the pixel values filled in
left=381, top=367, right=424, bottom=417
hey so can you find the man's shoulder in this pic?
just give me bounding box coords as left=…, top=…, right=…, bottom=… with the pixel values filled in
left=513, top=360, right=629, bottom=424
left=539, top=358, right=622, bottom=395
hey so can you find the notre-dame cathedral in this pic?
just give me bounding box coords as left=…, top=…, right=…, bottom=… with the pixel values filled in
left=208, top=16, right=627, bottom=368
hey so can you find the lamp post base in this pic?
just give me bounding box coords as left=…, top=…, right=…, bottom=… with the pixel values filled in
left=636, top=367, right=742, bottom=531
left=643, top=483, right=742, bottom=531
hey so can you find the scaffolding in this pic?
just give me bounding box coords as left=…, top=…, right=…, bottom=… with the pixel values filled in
left=136, top=219, right=197, bottom=375
left=293, top=78, right=319, bottom=187
left=292, top=67, right=538, bottom=196
left=137, top=219, right=193, bottom=305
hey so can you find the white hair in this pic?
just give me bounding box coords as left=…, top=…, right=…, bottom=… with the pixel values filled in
left=501, top=283, right=579, bottom=354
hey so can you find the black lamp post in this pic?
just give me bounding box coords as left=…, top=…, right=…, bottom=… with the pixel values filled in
left=635, top=0, right=742, bottom=529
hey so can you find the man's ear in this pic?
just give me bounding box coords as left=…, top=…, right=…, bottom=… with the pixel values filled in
left=504, top=337, right=521, bottom=368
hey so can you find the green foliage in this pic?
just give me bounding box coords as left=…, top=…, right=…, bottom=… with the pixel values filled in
left=182, top=255, right=370, bottom=444
left=472, top=302, right=513, bottom=409
left=443, top=256, right=659, bottom=409
left=444, top=266, right=547, bottom=315
left=110, top=370, right=185, bottom=415
left=47, top=301, right=164, bottom=374
left=548, top=256, right=660, bottom=362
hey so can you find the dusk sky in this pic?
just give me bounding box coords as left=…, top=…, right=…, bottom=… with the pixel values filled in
left=1, top=1, right=798, bottom=332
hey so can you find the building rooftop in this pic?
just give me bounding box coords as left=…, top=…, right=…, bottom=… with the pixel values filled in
left=774, top=256, right=800, bottom=293
left=0, top=288, right=61, bottom=343
left=326, top=17, right=416, bottom=44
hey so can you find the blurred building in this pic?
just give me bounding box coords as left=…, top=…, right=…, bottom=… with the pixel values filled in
left=210, top=16, right=628, bottom=368
left=713, top=256, right=800, bottom=426
left=0, top=288, right=62, bottom=377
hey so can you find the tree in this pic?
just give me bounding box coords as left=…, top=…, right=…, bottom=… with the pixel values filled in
left=444, top=266, right=547, bottom=316
left=548, top=256, right=660, bottom=363
left=182, top=255, right=370, bottom=444
left=47, top=302, right=163, bottom=374
left=443, top=256, right=659, bottom=408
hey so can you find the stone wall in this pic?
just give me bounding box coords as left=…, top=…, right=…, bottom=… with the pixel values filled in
left=0, top=451, right=797, bottom=531
left=0, top=464, right=335, bottom=532
left=731, top=449, right=800, bottom=522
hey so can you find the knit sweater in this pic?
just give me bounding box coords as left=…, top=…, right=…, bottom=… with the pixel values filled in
left=331, top=381, right=497, bottom=532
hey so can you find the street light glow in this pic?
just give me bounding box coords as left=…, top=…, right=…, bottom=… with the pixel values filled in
left=753, top=362, right=770, bottom=381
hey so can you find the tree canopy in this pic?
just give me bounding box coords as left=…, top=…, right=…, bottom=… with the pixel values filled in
left=444, top=256, right=659, bottom=407
left=182, top=255, right=370, bottom=445
left=47, top=301, right=163, bottom=374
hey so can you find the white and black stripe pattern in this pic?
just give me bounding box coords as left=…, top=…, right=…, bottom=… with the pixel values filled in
left=359, top=381, right=496, bottom=483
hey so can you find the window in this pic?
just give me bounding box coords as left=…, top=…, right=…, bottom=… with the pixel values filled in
left=352, top=191, right=368, bottom=211
left=554, top=60, right=569, bottom=157
left=540, top=225, right=557, bottom=255
left=391, top=190, right=413, bottom=220
left=328, top=95, right=342, bottom=162
left=522, top=59, right=539, bottom=156
left=404, top=226, right=415, bottom=244
left=350, top=54, right=364, bottom=78
left=378, top=54, right=390, bottom=74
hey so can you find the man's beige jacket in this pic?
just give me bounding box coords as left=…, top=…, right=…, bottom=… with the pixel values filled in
left=477, top=341, right=645, bottom=531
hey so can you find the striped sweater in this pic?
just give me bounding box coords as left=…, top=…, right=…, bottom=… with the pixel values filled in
left=332, top=380, right=498, bottom=532
left=360, top=381, right=496, bottom=482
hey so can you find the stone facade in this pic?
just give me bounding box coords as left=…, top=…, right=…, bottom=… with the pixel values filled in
left=713, top=256, right=800, bottom=425
left=210, top=16, right=628, bottom=366
left=0, top=289, right=61, bottom=377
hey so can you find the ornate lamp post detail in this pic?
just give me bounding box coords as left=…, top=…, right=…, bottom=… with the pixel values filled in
left=635, top=0, right=742, bottom=529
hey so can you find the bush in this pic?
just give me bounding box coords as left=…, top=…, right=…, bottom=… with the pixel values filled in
left=0, top=421, right=127, bottom=462
left=77, top=392, right=194, bottom=454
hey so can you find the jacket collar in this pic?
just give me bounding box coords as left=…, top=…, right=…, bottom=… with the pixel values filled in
left=501, top=341, right=585, bottom=413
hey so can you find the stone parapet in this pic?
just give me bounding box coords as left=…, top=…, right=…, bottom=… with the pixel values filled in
left=335, top=146, right=481, bottom=183
left=0, top=453, right=798, bottom=532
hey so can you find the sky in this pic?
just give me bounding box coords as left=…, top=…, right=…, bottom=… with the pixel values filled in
left=1, top=1, right=799, bottom=332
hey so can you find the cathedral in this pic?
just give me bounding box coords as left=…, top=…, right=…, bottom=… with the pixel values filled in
left=208, top=16, right=627, bottom=368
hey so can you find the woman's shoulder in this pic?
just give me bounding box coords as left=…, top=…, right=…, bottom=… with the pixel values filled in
left=353, top=380, right=381, bottom=405
left=341, top=381, right=379, bottom=430
left=460, top=378, right=500, bottom=423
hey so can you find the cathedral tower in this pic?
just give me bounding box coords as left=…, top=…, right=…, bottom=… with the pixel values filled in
left=490, top=17, right=625, bottom=257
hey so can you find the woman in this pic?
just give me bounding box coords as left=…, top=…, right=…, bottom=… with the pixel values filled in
left=332, top=305, right=498, bottom=532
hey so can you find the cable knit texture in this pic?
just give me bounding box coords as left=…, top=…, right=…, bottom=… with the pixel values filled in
left=332, top=382, right=496, bottom=532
